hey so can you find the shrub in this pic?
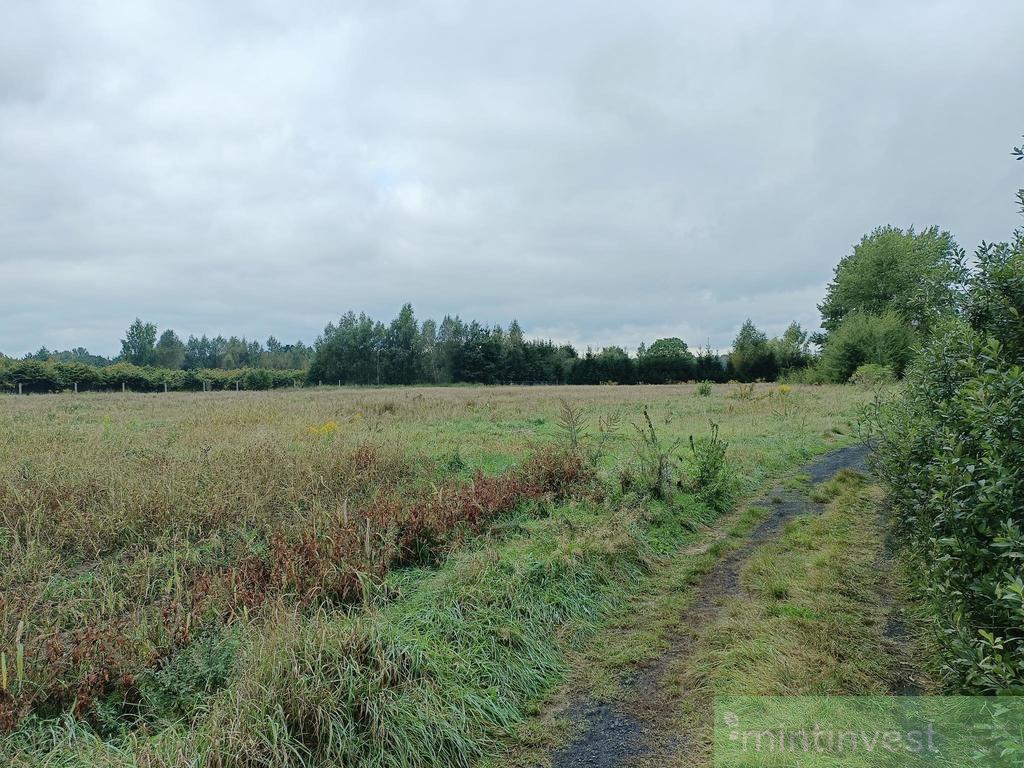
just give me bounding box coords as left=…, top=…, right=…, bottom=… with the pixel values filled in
left=779, top=362, right=830, bottom=385
left=242, top=368, right=273, bottom=390
left=685, top=421, right=735, bottom=512
left=696, top=381, right=713, bottom=397
left=867, top=164, right=1024, bottom=693
left=848, top=363, right=895, bottom=387
left=0, top=361, right=308, bottom=393
left=819, top=310, right=916, bottom=382
left=869, top=321, right=1024, bottom=693
left=4, top=360, right=62, bottom=392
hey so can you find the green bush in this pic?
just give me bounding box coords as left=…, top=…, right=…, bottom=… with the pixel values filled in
left=819, top=310, right=916, bottom=382
left=685, top=421, right=736, bottom=513
left=869, top=323, right=1024, bottom=693
left=0, top=360, right=308, bottom=393
left=779, top=362, right=830, bottom=385
left=242, top=368, right=273, bottom=390
left=848, top=363, right=896, bottom=387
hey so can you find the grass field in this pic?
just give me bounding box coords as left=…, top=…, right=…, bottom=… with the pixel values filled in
left=0, top=383, right=873, bottom=766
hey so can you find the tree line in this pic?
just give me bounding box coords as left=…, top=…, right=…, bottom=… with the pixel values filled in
left=307, top=306, right=815, bottom=386
left=2, top=306, right=820, bottom=392
left=0, top=195, right=986, bottom=393
left=21, top=324, right=314, bottom=371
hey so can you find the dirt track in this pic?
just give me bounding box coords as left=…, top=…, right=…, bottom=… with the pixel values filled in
left=547, top=443, right=872, bottom=768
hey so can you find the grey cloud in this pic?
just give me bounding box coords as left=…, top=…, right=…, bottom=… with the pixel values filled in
left=1, top=0, right=1022, bottom=357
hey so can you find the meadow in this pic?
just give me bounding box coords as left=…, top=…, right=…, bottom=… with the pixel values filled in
left=0, top=383, right=872, bottom=766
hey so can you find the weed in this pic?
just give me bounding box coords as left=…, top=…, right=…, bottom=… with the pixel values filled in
left=556, top=399, right=586, bottom=451
left=685, top=421, right=735, bottom=512
left=630, top=407, right=682, bottom=500
left=727, top=383, right=757, bottom=400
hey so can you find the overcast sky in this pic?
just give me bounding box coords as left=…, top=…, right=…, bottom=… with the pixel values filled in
left=2, top=1, right=1022, bottom=358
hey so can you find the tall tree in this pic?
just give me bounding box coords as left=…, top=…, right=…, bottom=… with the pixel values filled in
left=385, top=303, right=420, bottom=385
left=729, top=319, right=777, bottom=382
left=505, top=319, right=527, bottom=383
left=770, top=321, right=811, bottom=372
left=153, top=329, right=186, bottom=369
left=120, top=318, right=158, bottom=366
left=818, top=226, right=966, bottom=339
left=638, top=337, right=695, bottom=383
left=418, top=318, right=440, bottom=383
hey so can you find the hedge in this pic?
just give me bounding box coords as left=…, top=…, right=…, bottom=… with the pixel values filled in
left=0, top=360, right=307, bottom=394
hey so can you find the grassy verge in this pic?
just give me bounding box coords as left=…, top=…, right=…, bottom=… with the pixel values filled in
left=679, top=472, right=934, bottom=765
left=698, top=471, right=918, bottom=695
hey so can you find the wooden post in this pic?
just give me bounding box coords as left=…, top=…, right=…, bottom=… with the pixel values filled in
left=74, top=382, right=78, bottom=393
left=318, top=380, right=322, bottom=387
left=122, top=382, right=126, bottom=393
left=18, top=383, right=23, bottom=395
left=164, top=383, right=168, bottom=393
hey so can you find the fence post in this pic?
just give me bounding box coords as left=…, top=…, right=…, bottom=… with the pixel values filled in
left=18, top=383, right=23, bottom=395
left=122, top=382, right=126, bottom=393
left=74, top=382, right=78, bottom=394
left=164, top=383, right=168, bottom=393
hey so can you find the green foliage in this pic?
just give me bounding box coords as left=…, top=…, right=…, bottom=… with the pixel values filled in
left=768, top=321, right=812, bottom=373
left=637, top=338, right=695, bottom=384
left=696, top=381, right=713, bottom=397
left=779, top=362, right=830, bottom=385
left=556, top=399, right=586, bottom=451
left=964, top=232, right=1024, bottom=360
left=685, top=421, right=735, bottom=512
left=728, top=319, right=778, bottom=382
left=868, top=169, right=1024, bottom=693
left=694, top=344, right=726, bottom=382
left=119, top=318, right=158, bottom=366
left=556, top=400, right=622, bottom=469
left=818, top=225, right=967, bottom=337
left=869, top=323, right=1024, bottom=693
left=23, top=347, right=110, bottom=366
left=818, top=310, right=917, bottom=382
left=310, top=308, right=578, bottom=386
left=153, top=329, right=186, bottom=369
left=628, top=407, right=682, bottom=500
left=139, top=628, right=243, bottom=721
left=0, top=360, right=305, bottom=393
left=848, top=363, right=895, bottom=387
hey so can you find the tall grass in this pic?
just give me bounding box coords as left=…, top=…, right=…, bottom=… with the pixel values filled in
left=1, top=384, right=870, bottom=765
